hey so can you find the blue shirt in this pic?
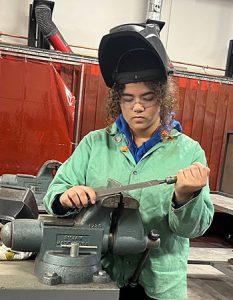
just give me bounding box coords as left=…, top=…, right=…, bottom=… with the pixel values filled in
left=116, top=114, right=182, bottom=163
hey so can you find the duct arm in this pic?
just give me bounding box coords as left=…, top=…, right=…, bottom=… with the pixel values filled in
left=146, top=0, right=164, bottom=35
left=147, top=0, right=163, bottom=21
left=35, top=3, right=72, bottom=53
left=146, top=1, right=174, bottom=76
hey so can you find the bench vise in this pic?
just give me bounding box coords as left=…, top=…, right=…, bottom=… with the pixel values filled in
left=0, top=160, right=61, bottom=206
left=1, top=190, right=160, bottom=285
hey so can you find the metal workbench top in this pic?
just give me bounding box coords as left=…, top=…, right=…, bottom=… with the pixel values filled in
left=211, top=193, right=233, bottom=216
left=0, top=260, right=119, bottom=300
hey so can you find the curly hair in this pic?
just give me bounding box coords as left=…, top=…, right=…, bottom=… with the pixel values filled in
left=106, top=78, right=177, bottom=130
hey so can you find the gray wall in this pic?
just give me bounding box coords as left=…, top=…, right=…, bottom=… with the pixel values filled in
left=0, top=0, right=232, bottom=75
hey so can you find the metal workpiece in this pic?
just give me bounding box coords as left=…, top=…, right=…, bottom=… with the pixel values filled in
left=100, top=194, right=139, bottom=209
left=94, top=175, right=177, bottom=199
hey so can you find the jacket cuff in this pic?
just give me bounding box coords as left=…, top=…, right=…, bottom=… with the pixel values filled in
left=171, top=189, right=202, bottom=209
left=52, top=195, right=70, bottom=215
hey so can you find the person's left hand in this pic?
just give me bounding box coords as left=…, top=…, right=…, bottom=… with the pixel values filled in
left=174, top=162, right=210, bottom=205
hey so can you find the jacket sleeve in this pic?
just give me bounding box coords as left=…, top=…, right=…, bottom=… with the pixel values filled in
left=43, top=134, right=92, bottom=216
left=168, top=143, right=214, bottom=238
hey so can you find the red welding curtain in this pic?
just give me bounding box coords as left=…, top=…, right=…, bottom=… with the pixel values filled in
left=0, top=56, right=75, bottom=175
left=174, top=76, right=233, bottom=190
left=1, top=56, right=233, bottom=191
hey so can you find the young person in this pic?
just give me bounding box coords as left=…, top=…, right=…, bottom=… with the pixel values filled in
left=43, top=23, right=214, bottom=300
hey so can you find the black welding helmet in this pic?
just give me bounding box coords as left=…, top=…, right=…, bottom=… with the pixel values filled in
left=98, top=23, right=171, bottom=88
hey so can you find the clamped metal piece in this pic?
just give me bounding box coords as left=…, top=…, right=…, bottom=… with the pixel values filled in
left=95, top=176, right=177, bottom=199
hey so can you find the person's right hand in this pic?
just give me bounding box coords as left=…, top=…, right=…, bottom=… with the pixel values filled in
left=60, top=186, right=96, bottom=209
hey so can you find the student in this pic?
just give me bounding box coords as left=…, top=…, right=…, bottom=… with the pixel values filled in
left=43, top=23, right=214, bottom=300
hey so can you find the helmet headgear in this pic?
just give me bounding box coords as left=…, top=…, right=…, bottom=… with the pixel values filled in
left=98, top=23, right=172, bottom=88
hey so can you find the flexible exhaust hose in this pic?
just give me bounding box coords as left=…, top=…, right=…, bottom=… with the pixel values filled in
left=35, top=4, right=72, bottom=53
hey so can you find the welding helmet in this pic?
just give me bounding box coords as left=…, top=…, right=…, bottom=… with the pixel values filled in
left=98, top=22, right=172, bottom=88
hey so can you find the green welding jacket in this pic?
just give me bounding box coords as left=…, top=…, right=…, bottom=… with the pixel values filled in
left=43, top=123, right=214, bottom=300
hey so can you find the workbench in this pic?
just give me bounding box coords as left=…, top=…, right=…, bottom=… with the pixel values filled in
left=1, top=247, right=232, bottom=300
left=0, top=193, right=232, bottom=300
left=188, top=247, right=233, bottom=299
left=189, top=194, right=233, bottom=281
left=211, top=193, right=233, bottom=216
left=0, top=260, right=119, bottom=300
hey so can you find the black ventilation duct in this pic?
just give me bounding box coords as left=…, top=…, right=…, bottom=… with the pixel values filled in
left=225, top=40, right=233, bottom=77
left=28, top=0, right=72, bottom=53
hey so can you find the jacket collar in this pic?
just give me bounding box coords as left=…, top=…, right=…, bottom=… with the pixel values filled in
left=106, top=121, right=182, bottom=138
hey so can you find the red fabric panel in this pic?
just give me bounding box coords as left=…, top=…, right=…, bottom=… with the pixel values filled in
left=175, top=77, right=233, bottom=190
left=200, top=82, right=220, bottom=164
left=173, top=77, right=186, bottom=122
left=0, top=56, right=26, bottom=100
left=181, top=79, right=198, bottom=137
left=191, top=80, right=209, bottom=142
left=59, top=65, right=75, bottom=92
left=209, top=84, right=230, bottom=189
left=216, top=85, right=233, bottom=188
left=51, top=65, right=75, bottom=139
left=0, top=57, right=74, bottom=175
left=95, top=75, right=109, bottom=129
left=1, top=55, right=233, bottom=191
left=79, top=64, right=100, bottom=139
